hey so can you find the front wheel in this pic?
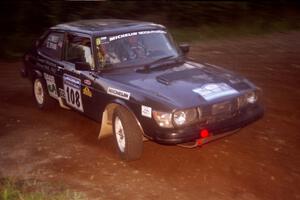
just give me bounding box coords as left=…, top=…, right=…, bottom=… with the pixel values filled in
left=113, top=107, right=143, bottom=161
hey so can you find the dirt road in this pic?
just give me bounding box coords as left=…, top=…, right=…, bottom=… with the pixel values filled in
left=0, top=31, right=300, bottom=200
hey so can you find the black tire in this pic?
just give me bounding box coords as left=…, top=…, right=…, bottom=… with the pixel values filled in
left=32, top=77, right=52, bottom=109
left=112, top=106, right=143, bottom=161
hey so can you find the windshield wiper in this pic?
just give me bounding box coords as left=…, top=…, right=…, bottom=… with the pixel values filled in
left=137, top=55, right=182, bottom=73
left=147, top=55, right=175, bottom=68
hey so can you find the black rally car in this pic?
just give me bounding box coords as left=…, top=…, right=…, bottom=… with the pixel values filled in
left=22, top=19, right=264, bottom=161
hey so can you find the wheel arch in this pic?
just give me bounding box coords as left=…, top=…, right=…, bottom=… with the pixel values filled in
left=29, top=69, right=43, bottom=82
left=98, top=99, right=146, bottom=140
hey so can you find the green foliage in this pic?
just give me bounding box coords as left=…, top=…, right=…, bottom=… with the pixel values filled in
left=0, top=2, right=299, bottom=59
left=0, top=179, right=20, bottom=200
left=0, top=178, right=86, bottom=200
left=171, top=18, right=300, bottom=43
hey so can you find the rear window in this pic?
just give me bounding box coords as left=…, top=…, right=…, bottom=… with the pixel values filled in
left=39, top=32, right=64, bottom=60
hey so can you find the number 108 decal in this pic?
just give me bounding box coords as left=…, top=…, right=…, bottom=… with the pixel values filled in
left=63, top=74, right=84, bottom=112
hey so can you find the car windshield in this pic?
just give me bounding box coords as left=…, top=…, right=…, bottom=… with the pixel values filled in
left=95, top=30, right=180, bottom=69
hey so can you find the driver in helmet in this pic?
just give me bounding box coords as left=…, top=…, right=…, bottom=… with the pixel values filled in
left=126, top=35, right=147, bottom=59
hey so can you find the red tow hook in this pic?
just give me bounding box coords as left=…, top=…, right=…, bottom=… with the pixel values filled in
left=178, top=129, right=211, bottom=148
left=197, top=129, right=210, bottom=146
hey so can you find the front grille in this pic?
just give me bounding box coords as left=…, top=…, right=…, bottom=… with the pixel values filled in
left=237, top=95, right=247, bottom=108
left=202, top=98, right=239, bottom=124
left=212, top=101, right=233, bottom=115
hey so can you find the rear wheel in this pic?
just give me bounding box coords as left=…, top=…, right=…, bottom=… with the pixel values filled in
left=33, top=78, right=52, bottom=109
left=113, top=107, right=143, bottom=161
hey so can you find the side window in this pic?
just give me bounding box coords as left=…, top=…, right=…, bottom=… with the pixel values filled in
left=65, top=34, right=94, bottom=70
left=39, top=32, right=64, bottom=60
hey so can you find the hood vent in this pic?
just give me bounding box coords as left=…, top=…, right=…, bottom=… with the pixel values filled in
left=156, top=68, right=211, bottom=85
left=233, top=82, right=251, bottom=90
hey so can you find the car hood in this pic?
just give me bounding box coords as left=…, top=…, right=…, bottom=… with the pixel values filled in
left=100, top=61, right=255, bottom=108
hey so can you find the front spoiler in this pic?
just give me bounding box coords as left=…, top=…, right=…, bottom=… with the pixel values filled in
left=177, top=128, right=240, bottom=148
left=152, top=104, right=264, bottom=145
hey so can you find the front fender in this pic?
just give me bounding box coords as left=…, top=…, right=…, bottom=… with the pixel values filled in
left=98, top=98, right=146, bottom=140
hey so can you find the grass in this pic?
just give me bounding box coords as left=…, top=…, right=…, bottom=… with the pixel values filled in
left=170, top=19, right=300, bottom=43
left=0, top=178, right=86, bottom=200
left=1, top=17, right=300, bottom=60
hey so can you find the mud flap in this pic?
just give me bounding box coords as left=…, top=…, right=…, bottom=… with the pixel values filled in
left=58, top=97, right=70, bottom=110
left=98, top=110, right=113, bottom=139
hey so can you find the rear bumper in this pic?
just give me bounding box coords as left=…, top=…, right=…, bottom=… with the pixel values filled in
left=153, top=104, right=264, bottom=145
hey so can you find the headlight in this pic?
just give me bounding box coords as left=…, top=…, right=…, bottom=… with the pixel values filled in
left=245, top=91, right=258, bottom=104
left=238, top=90, right=260, bottom=108
left=173, top=108, right=198, bottom=127
left=153, top=111, right=173, bottom=128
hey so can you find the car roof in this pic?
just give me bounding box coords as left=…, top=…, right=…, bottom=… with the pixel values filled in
left=51, top=19, right=166, bottom=36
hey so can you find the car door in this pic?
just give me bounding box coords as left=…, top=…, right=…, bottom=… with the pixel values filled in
left=61, top=32, right=98, bottom=118
left=36, top=31, right=65, bottom=101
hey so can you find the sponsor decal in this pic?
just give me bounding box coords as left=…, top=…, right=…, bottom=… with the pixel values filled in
left=63, top=74, right=84, bottom=112
left=43, top=73, right=58, bottom=99
left=84, top=79, right=92, bottom=86
left=193, top=83, right=238, bottom=101
left=98, top=37, right=109, bottom=45
left=83, top=86, right=92, bottom=97
left=48, top=85, right=55, bottom=93
left=109, top=30, right=166, bottom=42
left=49, top=35, right=59, bottom=43
left=96, top=38, right=101, bottom=45
left=109, top=32, right=138, bottom=42
left=141, top=105, right=152, bottom=118
left=46, top=42, right=57, bottom=50
left=107, top=87, right=130, bottom=100
left=138, top=30, right=166, bottom=35
left=46, top=35, right=61, bottom=50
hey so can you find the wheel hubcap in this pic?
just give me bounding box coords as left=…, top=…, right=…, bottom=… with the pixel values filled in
left=114, top=116, right=125, bottom=152
left=34, top=80, right=44, bottom=105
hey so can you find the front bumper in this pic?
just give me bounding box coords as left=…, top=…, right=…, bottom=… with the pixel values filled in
left=153, top=104, right=264, bottom=145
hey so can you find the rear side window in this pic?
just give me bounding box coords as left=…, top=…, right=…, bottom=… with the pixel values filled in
left=39, top=32, right=64, bottom=60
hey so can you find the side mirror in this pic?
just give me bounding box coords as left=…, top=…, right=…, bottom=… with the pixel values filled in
left=179, top=43, right=190, bottom=55
left=74, top=62, right=91, bottom=71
